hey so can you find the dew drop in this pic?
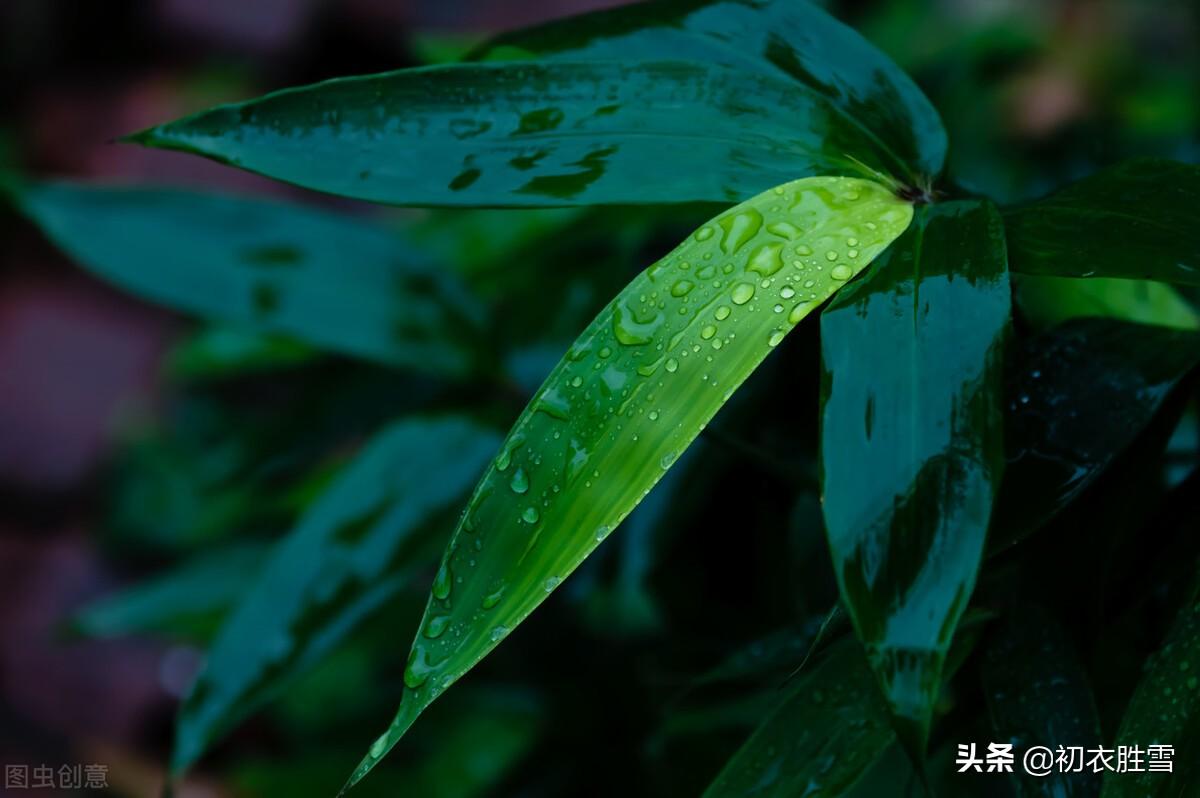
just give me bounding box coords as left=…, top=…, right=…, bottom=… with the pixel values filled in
left=830, top=264, right=853, bottom=280
left=665, top=358, right=679, bottom=373
left=701, top=325, right=717, bottom=340
left=768, top=329, right=786, bottom=347
left=780, top=286, right=796, bottom=299
left=671, top=280, right=695, bottom=297
left=510, top=467, right=530, bottom=494
left=544, top=576, right=562, bottom=592
left=747, top=242, right=784, bottom=276
left=715, top=305, right=731, bottom=320
left=694, top=226, right=714, bottom=241
left=825, top=250, right=838, bottom=262
left=732, top=283, right=755, bottom=305
left=522, top=506, right=540, bottom=524
left=423, top=613, right=451, bottom=639
left=718, top=209, right=763, bottom=254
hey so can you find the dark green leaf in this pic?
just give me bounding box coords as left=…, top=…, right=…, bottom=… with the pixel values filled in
left=1004, top=159, right=1200, bottom=285
left=703, top=638, right=894, bottom=798
left=990, top=320, right=1200, bottom=551
left=1103, top=582, right=1200, bottom=797
left=70, top=544, right=268, bottom=642
left=168, top=325, right=321, bottom=380
left=982, top=606, right=1103, bottom=798
left=172, top=416, right=500, bottom=773
left=475, top=0, right=947, bottom=185
left=820, top=200, right=1011, bottom=756
left=14, top=182, right=482, bottom=374
left=128, top=60, right=917, bottom=208
left=345, top=177, right=914, bottom=791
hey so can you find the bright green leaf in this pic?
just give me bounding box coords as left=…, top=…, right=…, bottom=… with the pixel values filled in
left=1014, top=274, right=1200, bottom=331
left=172, top=416, right=500, bottom=773
left=820, top=200, right=1011, bottom=757
left=344, top=176, right=913, bottom=790
left=474, top=0, right=947, bottom=185
left=1004, top=158, right=1200, bottom=285
left=14, top=182, right=482, bottom=374
left=990, top=320, right=1200, bottom=552
left=1103, top=581, right=1200, bottom=797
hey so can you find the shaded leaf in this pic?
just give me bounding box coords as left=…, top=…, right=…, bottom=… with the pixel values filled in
left=983, top=606, right=1103, bottom=798
left=345, top=176, right=914, bottom=790
left=1004, top=159, right=1200, bottom=285
left=475, top=0, right=947, bottom=184
left=130, top=59, right=921, bottom=208
left=1014, top=275, right=1199, bottom=331
left=70, top=544, right=269, bottom=642
left=1103, top=581, right=1200, bottom=797
left=168, top=325, right=321, bottom=380
left=172, top=416, right=500, bottom=772
left=820, top=200, right=1011, bottom=756
left=14, top=182, right=481, bottom=373
left=990, top=320, right=1200, bottom=551
left=703, top=638, right=894, bottom=798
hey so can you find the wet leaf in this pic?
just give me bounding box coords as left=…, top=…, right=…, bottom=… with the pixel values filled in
left=819, top=200, right=1011, bottom=757
left=990, top=320, right=1200, bottom=551
left=1005, top=159, right=1200, bottom=285
left=982, top=606, right=1103, bottom=798
left=172, top=416, right=500, bottom=773
left=1103, top=582, right=1200, bottom=797
left=13, top=182, right=481, bottom=374
left=475, top=0, right=947, bottom=185
left=344, top=176, right=913, bottom=790
left=703, top=637, right=894, bottom=798
left=1014, top=275, right=1199, bottom=332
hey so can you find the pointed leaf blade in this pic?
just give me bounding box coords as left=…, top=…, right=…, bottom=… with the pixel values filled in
left=127, top=60, right=920, bottom=208
left=819, top=200, right=1011, bottom=756
left=172, top=417, right=500, bottom=773
left=346, top=176, right=914, bottom=789
left=14, top=182, right=481, bottom=373
left=1004, top=158, right=1200, bottom=285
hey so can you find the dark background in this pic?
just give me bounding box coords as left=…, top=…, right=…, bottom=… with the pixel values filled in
left=0, top=1, right=1197, bottom=796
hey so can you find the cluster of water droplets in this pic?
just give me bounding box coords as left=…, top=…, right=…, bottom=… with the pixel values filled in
left=399, top=177, right=907, bottom=707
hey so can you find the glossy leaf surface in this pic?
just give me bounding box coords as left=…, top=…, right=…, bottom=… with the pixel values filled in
left=820, top=200, right=1010, bottom=756
left=346, top=177, right=913, bottom=789
left=475, top=0, right=947, bottom=184
left=131, top=59, right=926, bottom=208
left=1103, top=586, right=1200, bottom=797
left=990, top=320, right=1200, bottom=551
left=703, top=638, right=893, bottom=798
left=172, top=417, right=500, bottom=772
left=1004, top=158, right=1200, bottom=285
left=15, top=182, right=480, bottom=373
left=982, top=607, right=1103, bottom=797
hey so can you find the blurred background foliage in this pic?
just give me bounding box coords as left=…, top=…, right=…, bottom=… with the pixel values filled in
left=0, top=0, right=1197, bottom=796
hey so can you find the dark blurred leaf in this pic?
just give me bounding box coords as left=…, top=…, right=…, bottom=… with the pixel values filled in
left=168, top=325, right=321, bottom=381
left=1004, top=159, right=1200, bottom=285
left=1103, top=579, right=1200, bottom=797
left=990, top=320, right=1200, bottom=551
left=982, top=606, right=1103, bottom=798
left=820, top=200, right=1011, bottom=757
left=127, top=58, right=928, bottom=208
left=14, top=183, right=482, bottom=374
left=474, top=0, right=947, bottom=185
left=344, top=177, right=913, bottom=790
left=71, top=544, right=268, bottom=642
left=1014, top=275, right=1199, bottom=331
left=235, top=689, right=540, bottom=798
left=703, top=638, right=894, bottom=798
left=172, top=416, right=500, bottom=773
